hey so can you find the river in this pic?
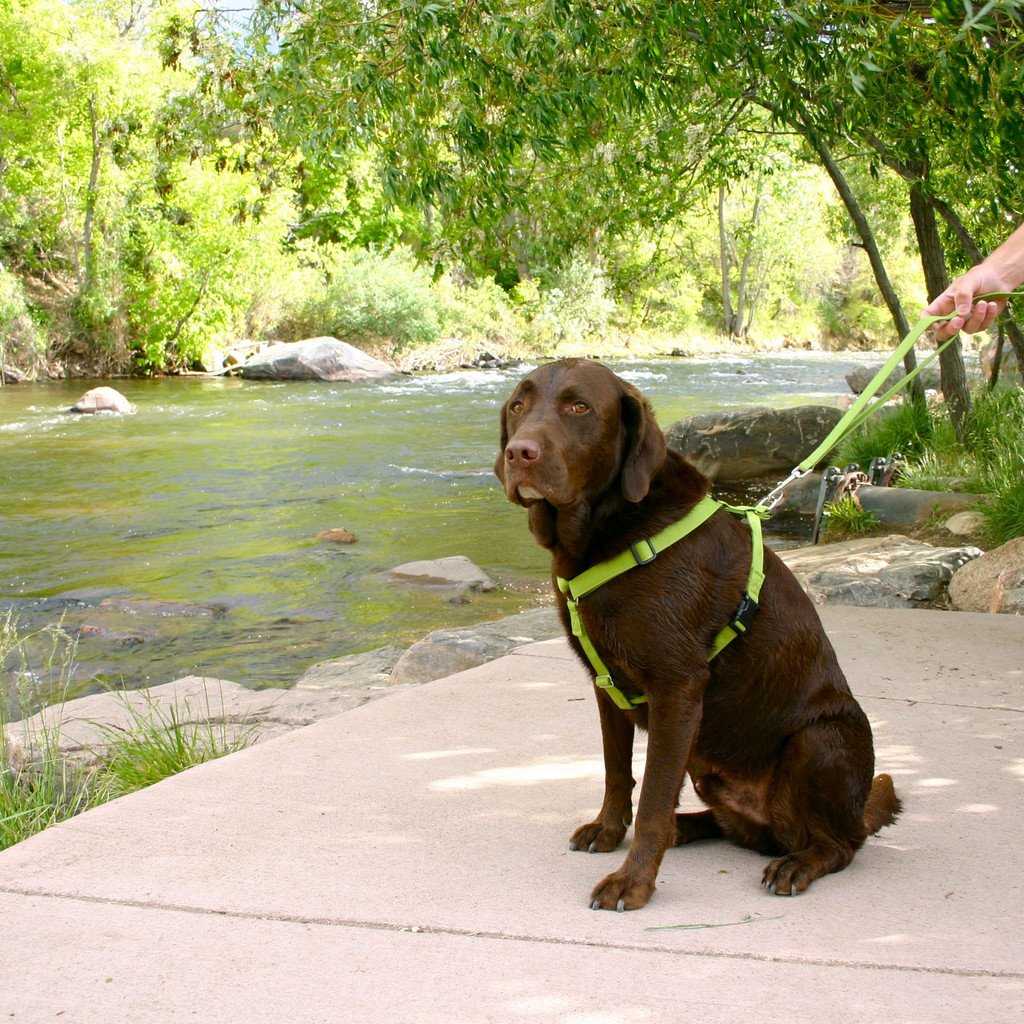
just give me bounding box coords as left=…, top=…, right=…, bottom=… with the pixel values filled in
left=1, top=352, right=876, bottom=711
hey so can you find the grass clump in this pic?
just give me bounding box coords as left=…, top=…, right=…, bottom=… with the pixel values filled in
left=833, top=385, right=1024, bottom=547
left=98, top=694, right=251, bottom=797
left=834, top=400, right=935, bottom=469
left=0, top=741, right=107, bottom=851
left=1, top=612, right=252, bottom=850
left=823, top=497, right=882, bottom=541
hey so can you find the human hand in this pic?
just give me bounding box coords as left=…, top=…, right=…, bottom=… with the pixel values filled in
left=924, top=264, right=1011, bottom=341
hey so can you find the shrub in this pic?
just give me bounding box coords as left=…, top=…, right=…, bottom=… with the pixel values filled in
left=0, top=266, right=44, bottom=371
left=434, top=271, right=522, bottom=345
left=279, top=246, right=440, bottom=352
left=834, top=400, right=935, bottom=470
left=519, top=254, right=616, bottom=347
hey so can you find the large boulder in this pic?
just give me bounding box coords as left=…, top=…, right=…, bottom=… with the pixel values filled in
left=1, top=364, right=29, bottom=384
left=665, top=405, right=843, bottom=483
left=948, top=537, right=1024, bottom=614
left=294, top=645, right=405, bottom=691
left=390, top=607, right=560, bottom=685
left=68, top=386, right=135, bottom=414
left=778, top=535, right=981, bottom=608
left=388, top=555, right=495, bottom=592
left=238, top=337, right=396, bottom=382
left=845, top=362, right=941, bottom=395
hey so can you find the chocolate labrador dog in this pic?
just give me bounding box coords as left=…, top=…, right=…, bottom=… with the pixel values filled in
left=495, top=358, right=899, bottom=911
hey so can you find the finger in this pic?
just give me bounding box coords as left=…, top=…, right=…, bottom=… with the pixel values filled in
left=952, top=280, right=975, bottom=318
left=924, top=288, right=956, bottom=316
left=981, top=301, right=1001, bottom=331
left=962, top=301, right=989, bottom=334
left=935, top=315, right=965, bottom=341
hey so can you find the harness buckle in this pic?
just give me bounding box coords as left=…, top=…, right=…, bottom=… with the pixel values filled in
left=730, top=593, right=759, bottom=634
left=629, top=538, right=657, bottom=566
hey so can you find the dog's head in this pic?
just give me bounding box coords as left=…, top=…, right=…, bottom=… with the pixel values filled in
left=494, top=359, right=667, bottom=509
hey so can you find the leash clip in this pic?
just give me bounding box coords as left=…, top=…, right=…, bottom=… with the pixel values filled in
left=758, top=467, right=805, bottom=511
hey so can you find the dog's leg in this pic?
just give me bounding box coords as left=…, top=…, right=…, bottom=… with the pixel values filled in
left=589, top=685, right=703, bottom=911
left=762, top=716, right=874, bottom=896
left=570, top=687, right=635, bottom=853
left=674, top=810, right=723, bottom=846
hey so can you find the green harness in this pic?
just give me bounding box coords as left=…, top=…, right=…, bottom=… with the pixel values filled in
left=555, top=496, right=766, bottom=711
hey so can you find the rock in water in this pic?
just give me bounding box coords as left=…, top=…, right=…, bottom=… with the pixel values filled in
left=238, top=337, right=396, bottom=382
left=665, top=405, right=843, bottom=483
left=949, top=537, right=1024, bottom=614
left=317, top=528, right=358, bottom=544
left=389, top=607, right=561, bottom=685
left=69, top=386, right=135, bottom=414
left=779, top=535, right=981, bottom=608
left=388, top=555, right=495, bottom=591
left=845, top=363, right=941, bottom=395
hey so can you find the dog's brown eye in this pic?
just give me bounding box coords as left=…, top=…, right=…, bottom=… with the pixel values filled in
left=509, top=400, right=524, bottom=415
left=570, top=401, right=590, bottom=415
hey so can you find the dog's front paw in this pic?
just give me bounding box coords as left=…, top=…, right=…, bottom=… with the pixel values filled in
left=569, top=819, right=627, bottom=853
left=588, top=867, right=655, bottom=912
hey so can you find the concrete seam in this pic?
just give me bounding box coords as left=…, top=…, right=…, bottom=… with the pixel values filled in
left=1, top=885, right=1019, bottom=981
left=860, top=695, right=1024, bottom=714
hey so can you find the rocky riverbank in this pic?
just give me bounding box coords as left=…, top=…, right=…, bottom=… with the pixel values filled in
left=8, top=523, right=1021, bottom=776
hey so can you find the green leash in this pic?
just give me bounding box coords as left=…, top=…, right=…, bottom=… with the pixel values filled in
left=555, top=291, right=1023, bottom=711
left=759, top=289, right=1024, bottom=507
left=556, top=496, right=767, bottom=710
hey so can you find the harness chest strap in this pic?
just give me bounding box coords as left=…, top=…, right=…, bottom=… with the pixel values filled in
left=555, top=496, right=766, bottom=712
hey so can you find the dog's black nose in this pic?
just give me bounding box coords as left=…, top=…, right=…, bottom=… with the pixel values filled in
left=506, top=439, right=541, bottom=463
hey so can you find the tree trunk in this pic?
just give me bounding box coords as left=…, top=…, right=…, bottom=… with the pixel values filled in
left=802, top=128, right=925, bottom=408
left=734, top=178, right=763, bottom=340
left=80, top=95, right=102, bottom=295
left=989, top=325, right=1005, bottom=390
left=908, top=182, right=972, bottom=438
left=718, top=184, right=737, bottom=337
left=932, top=196, right=1024, bottom=381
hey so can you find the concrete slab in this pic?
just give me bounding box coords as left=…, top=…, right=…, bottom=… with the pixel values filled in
left=1, top=893, right=1019, bottom=1024
left=1, top=606, right=1022, bottom=1022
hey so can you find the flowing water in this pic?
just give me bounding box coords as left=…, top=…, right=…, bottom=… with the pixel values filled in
left=0, top=353, right=876, bottom=712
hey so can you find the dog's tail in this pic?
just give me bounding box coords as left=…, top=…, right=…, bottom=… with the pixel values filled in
left=864, top=773, right=901, bottom=834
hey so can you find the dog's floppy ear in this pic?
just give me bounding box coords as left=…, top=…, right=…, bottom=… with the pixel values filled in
left=494, top=399, right=510, bottom=486
left=620, top=384, right=667, bottom=503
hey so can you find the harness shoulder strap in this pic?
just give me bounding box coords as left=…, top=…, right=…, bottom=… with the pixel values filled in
left=564, top=495, right=722, bottom=600
left=554, top=498, right=767, bottom=711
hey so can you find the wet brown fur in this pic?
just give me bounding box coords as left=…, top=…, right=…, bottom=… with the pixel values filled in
left=495, top=359, right=900, bottom=910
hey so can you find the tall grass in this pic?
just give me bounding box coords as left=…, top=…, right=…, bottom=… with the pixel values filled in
left=834, top=385, right=1024, bottom=546
left=834, top=401, right=935, bottom=469
left=0, top=611, right=104, bottom=850
left=2, top=612, right=252, bottom=850
left=98, top=694, right=252, bottom=796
